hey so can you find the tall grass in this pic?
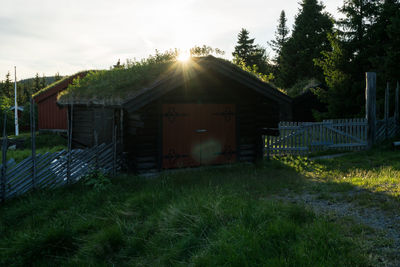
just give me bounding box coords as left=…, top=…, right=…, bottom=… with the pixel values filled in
left=0, top=161, right=372, bottom=266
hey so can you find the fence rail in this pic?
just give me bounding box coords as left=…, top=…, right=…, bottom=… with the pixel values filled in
left=376, top=117, right=400, bottom=142
left=265, top=118, right=368, bottom=156
left=0, top=143, right=120, bottom=201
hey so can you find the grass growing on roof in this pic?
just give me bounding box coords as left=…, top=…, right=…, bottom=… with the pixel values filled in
left=32, top=71, right=88, bottom=98
left=58, top=51, right=178, bottom=105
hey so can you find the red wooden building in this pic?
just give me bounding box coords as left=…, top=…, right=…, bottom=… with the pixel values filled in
left=33, top=72, right=88, bottom=132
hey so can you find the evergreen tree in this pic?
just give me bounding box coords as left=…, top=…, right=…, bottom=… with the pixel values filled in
left=278, top=0, right=333, bottom=89
left=32, top=73, right=41, bottom=94
left=55, top=72, right=61, bottom=81
left=2, top=72, right=13, bottom=98
left=40, top=74, right=47, bottom=89
left=314, top=33, right=362, bottom=118
left=233, top=28, right=272, bottom=75
left=232, top=28, right=257, bottom=66
left=314, top=0, right=400, bottom=118
left=367, top=0, right=400, bottom=82
left=269, top=10, right=290, bottom=59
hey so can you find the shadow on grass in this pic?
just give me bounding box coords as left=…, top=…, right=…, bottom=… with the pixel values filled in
left=1, top=148, right=398, bottom=266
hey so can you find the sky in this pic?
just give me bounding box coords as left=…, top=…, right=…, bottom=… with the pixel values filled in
left=0, top=0, right=343, bottom=80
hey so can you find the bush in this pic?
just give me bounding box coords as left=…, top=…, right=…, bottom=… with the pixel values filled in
left=82, top=170, right=111, bottom=192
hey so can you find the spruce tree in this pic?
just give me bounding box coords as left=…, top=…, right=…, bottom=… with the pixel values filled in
left=55, top=72, right=61, bottom=81
left=367, top=0, right=400, bottom=83
left=314, top=0, right=399, bottom=118
left=40, top=74, right=47, bottom=89
left=233, top=28, right=271, bottom=75
left=232, top=28, right=257, bottom=66
left=32, top=73, right=41, bottom=94
left=269, top=10, right=289, bottom=59
left=2, top=72, right=13, bottom=98
left=278, top=0, right=333, bottom=90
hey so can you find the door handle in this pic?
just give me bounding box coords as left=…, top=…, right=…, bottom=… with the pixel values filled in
left=196, top=129, right=207, bottom=133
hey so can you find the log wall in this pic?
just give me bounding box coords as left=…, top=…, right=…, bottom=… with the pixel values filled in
left=124, top=72, right=282, bottom=173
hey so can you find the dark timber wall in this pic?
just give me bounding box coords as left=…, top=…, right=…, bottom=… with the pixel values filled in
left=124, top=71, right=286, bottom=173
left=71, top=106, right=115, bottom=148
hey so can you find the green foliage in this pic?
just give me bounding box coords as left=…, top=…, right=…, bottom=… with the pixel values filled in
left=54, top=72, right=62, bottom=81
left=233, top=28, right=273, bottom=76
left=189, top=45, right=225, bottom=57
left=314, top=33, right=364, bottom=118
left=269, top=10, right=290, bottom=61
left=232, top=28, right=257, bottom=64
left=33, top=73, right=42, bottom=94
left=234, top=58, right=275, bottom=84
left=82, top=170, right=111, bottom=192
left=32, top=71, right=88, bottom=98
left=277, top=0, right=333, bottom=88
left=1, top=72, right=13, bottom=99
left=314, top=0, right=400, bottom=118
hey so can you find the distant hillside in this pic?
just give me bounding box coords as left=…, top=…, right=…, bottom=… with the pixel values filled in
left=19, top=76, right=63, bottom=86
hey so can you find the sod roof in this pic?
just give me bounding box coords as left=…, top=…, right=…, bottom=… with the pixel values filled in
left=58, top=61, right=174, bottom=106
left=57, top=56, right=290, bottom=107
left=33, top=71, right=90, bottom=103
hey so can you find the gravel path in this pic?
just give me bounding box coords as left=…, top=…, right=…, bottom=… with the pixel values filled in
left=270, top=190, right=400, bottom=266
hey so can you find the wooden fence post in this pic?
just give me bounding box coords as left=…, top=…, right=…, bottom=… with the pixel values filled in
left=112, top=125, right=117, bottom=177
left=1, top=113, right=7, bottom=202
left=366, top=72, right=377, bottom=148
left=30, top=98, right=36, bottom=189
left=120, top=108, right=123, bottom=151
left=385, top=82, right=390, bottom=140
left=395, top=82, right=399, bottom=128
left=67, top=104, right=73, bottom=184
left=94, top=129, right=98, bottom=170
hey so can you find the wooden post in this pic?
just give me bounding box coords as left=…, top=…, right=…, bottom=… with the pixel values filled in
left=266, top=135, right=270, bottom=161
left=1, top=113, right=7, bottom=202
left=395, top=82, right=399, bottom=127
left=120, top=108, right=123, bottom=151
left=67, top=104, right=73, bottom=184
left=30, top=98, right=36, bottom=189
left=94, top=129, right=98, bottom=170
left=366, top=72, right=376, bottom=148
left=385, top=82, right=390, bottom=140
left=112, top=125, right=117, bottom=177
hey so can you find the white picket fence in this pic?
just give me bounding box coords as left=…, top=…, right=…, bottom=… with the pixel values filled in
left=265, top=118, right=368, bottom=156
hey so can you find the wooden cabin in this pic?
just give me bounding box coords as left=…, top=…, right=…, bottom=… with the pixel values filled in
left=58, top=56, right=292, bottom=173
left=33, top=72, right=88, bottom=132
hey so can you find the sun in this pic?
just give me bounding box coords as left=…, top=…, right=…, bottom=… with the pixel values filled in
left=177, top=51, right=191, bottom=62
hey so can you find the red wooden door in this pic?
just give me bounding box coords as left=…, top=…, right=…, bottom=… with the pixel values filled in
left=162, top=104, right=236, bottom=169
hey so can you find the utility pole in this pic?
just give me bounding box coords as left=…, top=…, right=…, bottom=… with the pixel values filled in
left=14, top=66, right=19, bottom=136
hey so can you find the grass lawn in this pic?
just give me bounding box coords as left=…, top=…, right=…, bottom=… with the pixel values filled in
left=0, top=144, right=399, bottom=266
left=1, top=132, right=67, bottom=163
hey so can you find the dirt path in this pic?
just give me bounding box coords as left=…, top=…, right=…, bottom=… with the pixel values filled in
left=270, top=190, right=400, bottom=266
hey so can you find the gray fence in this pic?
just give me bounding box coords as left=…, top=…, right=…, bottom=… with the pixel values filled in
left=265, top=118, right=368, bottom=156
left=376, top=117, right=400, bottom=142
left=0, top=143, right=120, bottom=201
